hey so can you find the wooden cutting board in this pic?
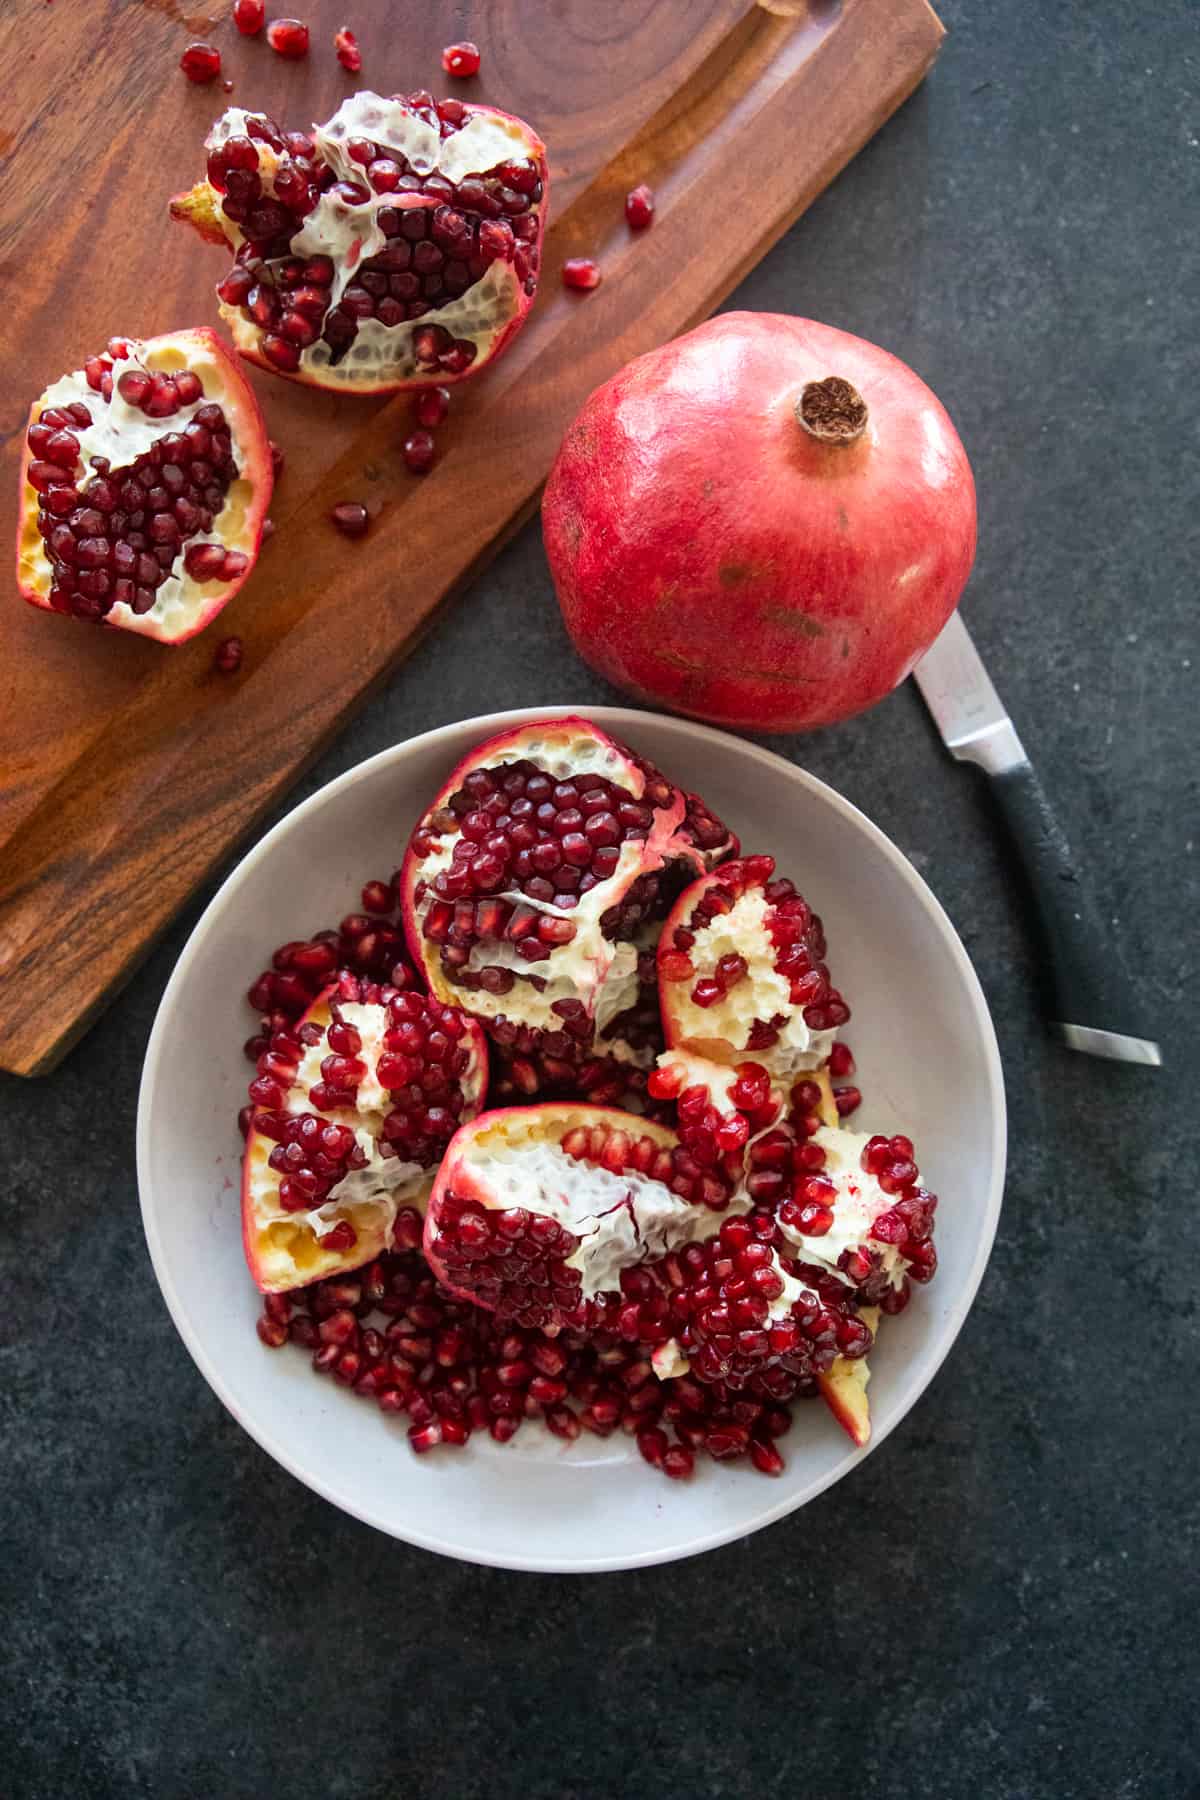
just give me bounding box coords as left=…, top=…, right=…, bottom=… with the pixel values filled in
left=0, top=0, right=943, bottom=1074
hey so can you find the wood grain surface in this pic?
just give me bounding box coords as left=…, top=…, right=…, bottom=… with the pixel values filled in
left=0, top=0, right=943, bottom=1074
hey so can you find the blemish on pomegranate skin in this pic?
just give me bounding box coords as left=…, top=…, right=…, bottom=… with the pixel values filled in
left=718, top=563, right=754, bottom=587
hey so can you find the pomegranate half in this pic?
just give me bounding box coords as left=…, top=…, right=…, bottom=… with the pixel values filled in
left=243, top=973, right=488, bottom=1292
left=16, top=329, right=271, bottom=640
left=172, top=92, right=548, bottom=391
left=543, top=313, right=977, bottom=732
left=400, top=716, right=736, bottom=1063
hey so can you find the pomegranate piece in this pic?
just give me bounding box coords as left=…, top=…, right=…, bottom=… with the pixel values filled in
left=562, top=257, right=601, bottom=291
left=243, top=972, right=489, bottom=1292
left=334, top=26, right=361, bottom=72
left=171, top=91, right=550, bottom=395
left=442, top=42, right=481, bottom=79
left=213, top=634, right=243, bottom=673
left=543, top=313, right=977, bottom=732
left=768, top=1122, right=938, bottom=1311
left=625, top=184, right=655, bottom=229
left=399, top=715, right=737, bottom=1075
left=234, top=0, right=265, bottom=33
left=425, top=1104, right=734, bottom=1333
left=658, top=855, right=850, bottom=1075
left=16, top=328, right=272, bottom=643
left=181, top=42, right=222, bottom=84
left=266, top=18, right=310, bottom=58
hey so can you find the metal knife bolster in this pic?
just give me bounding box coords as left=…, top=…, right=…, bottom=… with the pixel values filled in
left=912, top=613, right=1163, bottom=1069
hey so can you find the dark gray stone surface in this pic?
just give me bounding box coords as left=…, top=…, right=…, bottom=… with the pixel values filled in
left=3, top=4, right=1197, bottom=1796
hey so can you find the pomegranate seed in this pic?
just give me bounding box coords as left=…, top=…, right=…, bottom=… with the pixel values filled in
left=415, top=386, right=450, bottom=429
left=562, top=258, right=601, bottom=292
left=828, top=1041, right=855, bottom=1077
left=233, top=0, right=265, bottom=31
left=408, top=1421, right=443, bottom=1454
left=749, top=1437, right=784, bottom=1476
left=213, top=635, right=243, bottom=674
left=662, top=1445, right=694, bottom=1480
left=402, top=430, right=435, bottom=474
left=834, top=1085, right=862, bottom=1117
left=266, top=18, right=310, bottom=58
left=334, top=26, right=361, bottom=71
left=441, top=41, right=481, bottom=78
left=256, top=1314, right=288, bottom=1347
left=625, top=184, right=655, bottom=229
left=329, top=502, right=369, bottom=537
left=180, top=42, right=221, bottom=83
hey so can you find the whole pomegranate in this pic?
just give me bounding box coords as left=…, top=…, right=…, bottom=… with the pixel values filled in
left=542, top=314, right=977, bottom=732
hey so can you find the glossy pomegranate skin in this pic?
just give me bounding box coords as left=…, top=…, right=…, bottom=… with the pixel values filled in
left=542, top=313, right=977, bottom=733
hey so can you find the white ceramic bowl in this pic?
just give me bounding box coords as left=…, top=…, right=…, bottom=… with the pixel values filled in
left=138, top=706, right=1005, bottom=1572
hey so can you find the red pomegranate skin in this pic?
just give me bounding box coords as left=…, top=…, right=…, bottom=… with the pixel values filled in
left=542, top=313, right=977, bottom=732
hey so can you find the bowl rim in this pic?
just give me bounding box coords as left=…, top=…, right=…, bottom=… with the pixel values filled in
left=137, top=704, right=1007, bottom=1572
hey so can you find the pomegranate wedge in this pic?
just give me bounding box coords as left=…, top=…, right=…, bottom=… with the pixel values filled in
left=401, top=716, right=736, bottom=1077
left=243, top=975, right=488, bottom=1291
left=172, top=92, right=549, bottom=392
left=658, top=854, right=850, bottom=1074
left=16, top=328, right=271, bottom=640
left=425, top=1105, right=733, bottom=1333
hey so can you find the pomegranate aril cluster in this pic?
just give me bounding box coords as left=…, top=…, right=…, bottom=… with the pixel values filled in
left=241, top=873, right=413, bottom=1058
left=207, top=99, right=544, bottom=376
left=27, top=357, right=243, bottom=622
left=256, top=1241, right=806, bottom=1479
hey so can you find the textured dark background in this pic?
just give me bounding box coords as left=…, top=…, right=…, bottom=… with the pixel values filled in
left=4, top=3, right=1197, bottom=1796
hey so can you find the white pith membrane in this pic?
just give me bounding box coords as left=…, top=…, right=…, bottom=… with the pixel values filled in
left=409, top=723, right=693, bottom=1032
left=666, top=885, right=837, bottom=1074
left=442, top=1111, right=751, bottom=1302
left=246, top=1001, right=444, bottom=1289
left=202, top=96, right=540, bottom=387
left=19, top=336, right=260, bottom=639
left=775, top=1124, right=908, bottom=1292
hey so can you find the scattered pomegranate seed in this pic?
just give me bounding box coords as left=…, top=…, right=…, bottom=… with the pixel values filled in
left=402, top=430, right=436, bottom=475
left=829, top=1040, right=855, bottom=1078
left=329, top=501, right=369, bottom=538
left=222, top=79, right=235, bottom=93
left=233, top=0, right=265, bottom=31
left=415, top=386, right=450, bottom=430
left=180, top=42, right=221, bottom=83
left=334, top=26, right=361, bottom=71
left=266, top=17, right=310, bottom=58
left=625, top=184, right=655, bottom=230
left=442, top=41, right=481, bottom=78
left=834, top=1084, right=862, bottom=1117
left=214, top=635, right=243, bottom=674
left=563, top=258, right=601, bottom=292
left=261, top=518, right=276, bottom=540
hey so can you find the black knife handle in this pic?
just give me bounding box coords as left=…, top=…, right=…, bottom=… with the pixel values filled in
left=986, top=761, right=1161, bottom=1064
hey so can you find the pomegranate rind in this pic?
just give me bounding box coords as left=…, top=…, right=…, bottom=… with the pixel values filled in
left=400, top=715, right=708, bottom=1031
left=658, top=861, right=845, bottom=1073
left=424, top=1102, right=682, bottom=1305
left=172, top=96, right=549, bottom=395
left=817, top=1305, right=880, bottom=1445
left=16, top=327, right=272, bottom=645
left=242, top=985, right=489, bottom=1292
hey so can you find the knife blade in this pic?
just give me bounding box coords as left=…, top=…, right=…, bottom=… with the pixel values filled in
left=912, top=612, right=1162, bottom=1067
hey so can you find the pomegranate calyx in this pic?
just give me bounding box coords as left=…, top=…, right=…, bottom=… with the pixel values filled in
left=794, top=376, right=868, bottom=445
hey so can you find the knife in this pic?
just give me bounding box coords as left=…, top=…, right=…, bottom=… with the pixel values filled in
left=911, top=611, right=1162, bottom=1067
